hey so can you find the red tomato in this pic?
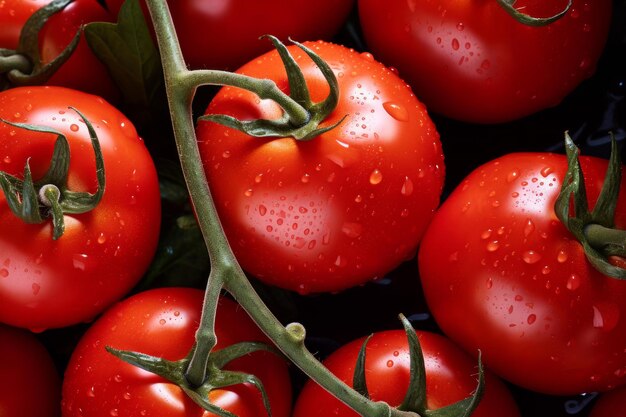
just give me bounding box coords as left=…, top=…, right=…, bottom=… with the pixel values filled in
left=358, top=0, right=612, bottom=123
left=38, top=0, right=121, bottom=102
left=105, top=0, right=355, bottom=71
left=0, top=86, right=161, bottom=330
left=0, top=324, right=62, bottom=417
left=292, top=329, right=521, bottom=417
left=197, top=41, right=445, bottom=294
left=589, top=385, right=626, bottom=417
left=0, top=0, right=51, bottom=49
left=61, top=287, right=292, bottom=417
left=418, top=152, right=626, bottom=394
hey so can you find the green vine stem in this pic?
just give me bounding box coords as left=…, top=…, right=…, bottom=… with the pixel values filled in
left=144, top=1, right=417, bottom=416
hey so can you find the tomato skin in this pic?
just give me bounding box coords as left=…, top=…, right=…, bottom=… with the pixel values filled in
left=0, top=324, right=62, bottom=417
left=358, top=0, right=612, bottom=123
left=61, top=287, right=292, bottom=417
left=589, top=385, right=626, bottom=417
left=0, top=86, right=161, bottom=330
left=418, top=152, right=626, bottom=394
left=0, top=0, right=51, bottom=50
left=197, top=41, right=445, bottom=294
left=105, top=0, right=355, bottom=71
left=39, top=0, right=121, bottom=102
left=292, top=330, right=521, bottom=417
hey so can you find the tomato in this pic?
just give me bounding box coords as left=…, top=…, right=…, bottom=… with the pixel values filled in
left=0, top=0, right=51, bottom=50
left=0, top=323, right=61, bottom=417
left=38, top=0, right=121, bottom=102
left=105, top=0, right=355, bottom=71
left=196, top=40, right=445, bottom=294
left=358, top=0, right=612, bottom=123
left=61, top=287, right=292, bottom=417
left=589, top=385, right=626, bottom=417
left=418, top=151, right=626, bottom=394
left=292, top=329, right=521, bottom=417
left=0, top=86, right=161, bottom=330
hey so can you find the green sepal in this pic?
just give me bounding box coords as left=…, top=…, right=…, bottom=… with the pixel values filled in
left=555, top=133, right=626, bottom=279
left=497, top=0, right=572, bottom=26
left=199, top=36, right=345, bottom=141
left=352, top=334, right=373, bottom=399
left=1, top=0, right=80, bottom=87
left=84, top=0, right=165, bottom=126
left=106, top=340, right=279, bottom=417
left=0, top=108, right=105, bottom=240
left=398, top=314, right=427, bottom=412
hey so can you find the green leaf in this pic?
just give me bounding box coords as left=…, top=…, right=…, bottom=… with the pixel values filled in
left=84, top=0, right=164, bottom=125
left=352, top=334, right=373, bottom=399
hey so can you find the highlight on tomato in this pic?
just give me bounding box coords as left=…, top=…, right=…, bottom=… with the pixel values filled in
left=358, top=0, right=613, bottom=123
left=0, top=86, right=161, bottom=330
left=418, top=135, right=626, bottom=394
left=61, top=287, right=293, bottom=417
left=197, top=39, right=445, bottom=294
left=0, top=323, right=62, bottom=417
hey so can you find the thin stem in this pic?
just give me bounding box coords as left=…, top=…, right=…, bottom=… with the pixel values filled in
left=585, top=224, right=626, bottom=256
left=144, top=1, right=417, bottom=416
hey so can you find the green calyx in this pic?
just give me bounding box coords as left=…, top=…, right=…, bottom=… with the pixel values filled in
left=0, top=107, right=105, bottom=240
left=497, top=0, right=572, bottom=26
left=353, top=314, right=485, bottom=417
left=198, top=35, right=345, bottom=141
left=106, top=341, right=281, bottom=417
left=0, top=0, right=80, bottom=90
left=555, top=133, right=626, bottom=279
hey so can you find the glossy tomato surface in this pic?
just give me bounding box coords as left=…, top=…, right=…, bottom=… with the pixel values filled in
left=105, top=0, right=355, bottom=71
left=292, top=329, right=521, bottom=417
left=39, top=0, right=120, bottom=102
left=61, top=287, right=292, bottom=417
left=418, top=151, right=626, bottom=394
left=0, top=86, right=161, bottom=330
left=0, top=0, right=51, bottom=49
left=358, top=0, right=612, bottom=123
left=197, top=40, right=445, bottom=294
left=0, top=324, right=62, bottom=417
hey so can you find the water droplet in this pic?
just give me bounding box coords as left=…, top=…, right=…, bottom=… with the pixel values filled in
left=527, top=314, right=537, bottom=324
left=451, top=38, right=460, bottom=50
left=354, top=195, right=363, bottom=203
left=244, top=189, right=253, bottom=197
left=456, top=22, right=465, bottom=31
left=258, top=205, right=267, bottom=216
left=159, top=318, right=166, bottom=325
left=542, top=265, right=551, bottom=275
left=592, top=303, right=620, bottom=331
left=32, top=283, right=40, bottom=295
left=506, top=170, right=519, bottom=183
left=566, top=274, right=581, bottom=291
left=254, top=173, right=263, bottom=183
left=334, top=255, right=347, bottom=267
left=522, top=250, right=542, bottom=264
left=73, top=254, right=89, bottom=271
left=486, top=277, right=493, bottom=289
left=222, top=150, right=231, bottom=158
left=523, top=219, right=536, bottom=237
left=386, top=360, right=394, bottom=368
left=486, top=241, right=500, bottom=252
left=87, top=386, right=96, bottom=397
left=3, top=156, right=11, bottom=164
left=0, top=268, right=8, bottom=278
left=480, top=229, right=493, bottom=240
left=401, top=176, right=414, bottom=196
left=110, top=409, right=119, bottom=417
left=382, top=102, right=409, bottom=121
left=369, top=169, right=383, bottom=185
left=393, top=350, right=400, bottom=357
left=341, top=223, right=363, bottom=238
left=123, top=392, right=132, bottom=400
left=114, top=374, right=122, bottom=383
left=301, top=173, right=310, bottom=183
left=540, top=166, right=553, bottom=177
left=97, top=233, right=106, bottom=244
left=557, top=249, right=568, bottom=263
left=70, top=124, right=79, bottom=132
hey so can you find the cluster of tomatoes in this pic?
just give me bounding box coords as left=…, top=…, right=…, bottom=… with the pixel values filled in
left=1, top=0, right=625, bottom=416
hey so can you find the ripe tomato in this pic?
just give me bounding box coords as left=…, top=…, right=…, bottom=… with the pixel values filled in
left=0, top=0, right=50, bottom=49
left=418, top=151, right=626, bottom=394
left=38, top=0, right=120, bottom=102
left=105, top=0, right=355, bottom=71
left=197, top=41, right=445, bottom=294
left=358, top=0, right=612, bottom=123
left=0, top=86, right=161, bottom=330
left=0, top=324, right=61, bottom=417
left=61, top=287, right=292, bottom=417
left=589, top=385, right=626, bottom=417
left=292, top=329, right=521, bottom=417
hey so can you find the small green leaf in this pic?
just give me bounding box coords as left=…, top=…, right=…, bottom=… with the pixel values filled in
left=352, top=334, right=373, bottom=399
left=84, top=0, right=164, bottom=124
left=398, top=314, right=427, bottom=412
